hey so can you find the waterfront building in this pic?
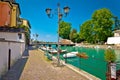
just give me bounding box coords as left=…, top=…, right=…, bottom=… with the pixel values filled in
left=0, top=0, right=15, bottom=3
left=60, top=39, right=73, bottom=44
left=0, top=0, right=31, bottom=79
left=0, top=27, right=26, bottom=78
left=0, top=1, right=12, bottom=27
left=0, top=1, right=21, bottom=27
left=10, top=3, right=21, bottom=27
left=20, top=18, right=31, bottom=29
left=20, top=18, right=31, bottom=45
left=114, top=30, right=120, bottom=47
left=114, top=30, right=120, bottom=37
left=107, top=31, right=120, bottom=47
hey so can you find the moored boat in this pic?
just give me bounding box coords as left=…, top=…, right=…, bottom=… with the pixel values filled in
left=63, top=51, right=78, bottom=58
left=49, top=49, right=58, bottom=54
left=76, top=53, right=88, bottom=59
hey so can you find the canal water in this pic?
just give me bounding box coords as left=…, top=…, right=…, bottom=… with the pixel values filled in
left=43, top=45, right=120, bottom=80
left=60, top=46, right=107, bottom=80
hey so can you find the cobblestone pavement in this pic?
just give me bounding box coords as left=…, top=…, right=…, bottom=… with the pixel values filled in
left=20, top=49, right=89, bottom=80
left=2, top=46, right=90, bottom=80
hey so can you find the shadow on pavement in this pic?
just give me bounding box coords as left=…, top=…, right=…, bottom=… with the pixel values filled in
left=28, top=45, right=38, bottom=50
left=1, top=46, right=30, bottom=80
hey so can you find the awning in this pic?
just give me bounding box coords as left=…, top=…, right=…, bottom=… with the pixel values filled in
left=107, top=37, right=120, bottom=44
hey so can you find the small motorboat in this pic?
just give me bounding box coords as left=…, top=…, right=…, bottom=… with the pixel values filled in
left=60, top=49, right=67, bottom=53
left=49, top=49, right=58, bottom=54
left=63, top=51, right=78, bottom=58
left=41, top=46, right=47, bottom=51
left=40, top=46, right=52, bottom=51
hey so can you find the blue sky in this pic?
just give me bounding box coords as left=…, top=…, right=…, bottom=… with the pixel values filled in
left=16, top=0, right=120, bottom=42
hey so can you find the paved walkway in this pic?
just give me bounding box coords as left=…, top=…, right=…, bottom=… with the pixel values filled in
left=2, top=46, right=90, bottom=80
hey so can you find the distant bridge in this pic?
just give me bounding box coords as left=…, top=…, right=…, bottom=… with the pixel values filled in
left=31, top=42, right=75, bottom=46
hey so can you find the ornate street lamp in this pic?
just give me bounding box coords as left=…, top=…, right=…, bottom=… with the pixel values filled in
left=45, top=8, right=52, bottom=18
left=45, top=3, right=70, bottom=66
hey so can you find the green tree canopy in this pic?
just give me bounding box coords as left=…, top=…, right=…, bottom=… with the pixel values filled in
left=79, top=20, right=93, bottom=43
left=69, top=29, right=79, bottom=42
left=104, top=48, right=116, bottom=62
left=59, top=21, right=71, bottom=39
left=92, top=8, right=114, bottom=42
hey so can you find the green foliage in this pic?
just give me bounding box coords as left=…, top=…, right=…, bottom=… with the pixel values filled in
left=59, top=21, right=71, bottom=39
left=79, top=20, right=93, bottom=43
left=58, top=8, right=114, bottom=44
left=69, top=29, right=79, bottom=42
left=104, top=48, right=116, bottom=62
left=18, top=25, right=30, bottom=45
left=36, top=34, right=39, bottom=38
left=18, top=25, right=29, bottom=32
left=92, top=8, right=114, bottom=42
left=33, top=33, right=39, bottom=41
left=79, top=8, right=114, bottom=44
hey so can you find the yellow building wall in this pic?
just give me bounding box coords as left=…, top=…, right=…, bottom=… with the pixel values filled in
left=10, top=5, right=17, bottom=27
left=22, top=20, right=29, bottom=28
left=23, top=20, right=27, bottom=26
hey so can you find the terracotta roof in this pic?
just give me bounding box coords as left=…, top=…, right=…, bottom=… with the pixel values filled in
left=60, top=39, right=73, bottom=44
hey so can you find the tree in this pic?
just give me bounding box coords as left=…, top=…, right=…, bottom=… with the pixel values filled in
left=104, top=48, right=116, bottom=63
left=92, top=8, right=114, bottom=43
left=59, top=21, right=71, bottom=39
left=69, top=29, right=79, bottom=42
left=33, top=33, right=39, bottom=43
left=79, top=20, right=93, bottom=43
left=35, top=33, right=39, bottom=41
left=104, top=48, right=116, bottom=80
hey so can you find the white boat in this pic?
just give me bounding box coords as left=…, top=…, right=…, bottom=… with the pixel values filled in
left=63, top=51, right=78, bottom=58
left=41, top=47, right=47, bottom=51
left=40, top=46, right=52, bottom=51
left=60, top=49, right=67, bottom=53
left=49, top=49, right=58, bottom=54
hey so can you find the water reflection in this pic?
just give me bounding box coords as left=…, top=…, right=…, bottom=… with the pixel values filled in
left=115, top=49, right=120, bottom=62
left=115, top=49, right=120, bottom=70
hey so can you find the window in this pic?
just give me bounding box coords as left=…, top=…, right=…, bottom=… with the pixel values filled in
left=18, top=33, right=22, bottom=39
left=9, top=11, right=10, bottom=15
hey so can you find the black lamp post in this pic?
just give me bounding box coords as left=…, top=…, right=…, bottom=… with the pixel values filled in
left=45, top=3, right=70, bottom=66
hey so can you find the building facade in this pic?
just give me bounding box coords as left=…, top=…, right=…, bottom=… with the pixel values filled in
left=0, top=1, right=31, bottom=78
left=114, top=30, right=120, bottom=37
left=10, top=3, right=21, bottom=27
left=20, top=19, right=31, bottom=45
left=0, top=1, right=12, bottom=27
left=0, top=0, right=15, bottom=3
left=21, top=19, right=31, bottom=29
left=0, top=27, right=25, bottom=78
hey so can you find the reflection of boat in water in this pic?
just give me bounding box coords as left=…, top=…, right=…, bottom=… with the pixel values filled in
left=63, top=51, right=78, bottom=58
